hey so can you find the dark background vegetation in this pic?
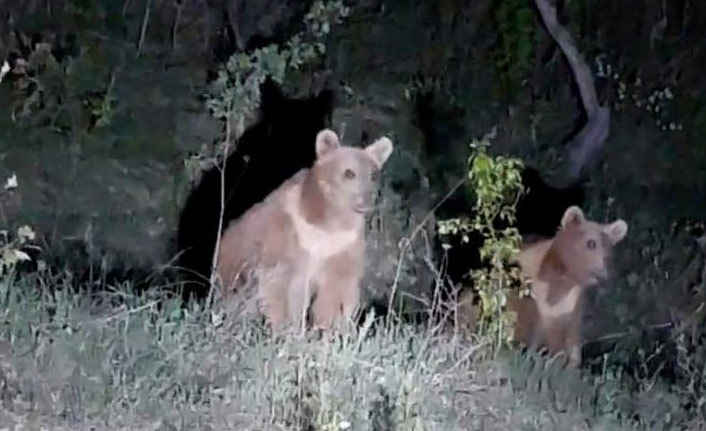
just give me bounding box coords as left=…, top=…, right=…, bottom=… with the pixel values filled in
left=2, top=0, right=706, bottom=392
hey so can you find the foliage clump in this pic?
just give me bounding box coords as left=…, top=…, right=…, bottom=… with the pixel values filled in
left=0, top=174, right=38, bottom=277
left=493, top=0, right=539, bottom=95
left=199, top=0, right=350, bottom=174
left=437, top=138, right=525, bottom=351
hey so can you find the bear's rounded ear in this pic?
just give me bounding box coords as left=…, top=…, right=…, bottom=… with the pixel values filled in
left=259, top=78, right=284, bottom=115
left=315, top=129, right=341, bottom=158
left=364, top=136, right=394, bottom=168
left=603, top=219, right=628, bottom=244
left=561, top=206, right=585, bottom=229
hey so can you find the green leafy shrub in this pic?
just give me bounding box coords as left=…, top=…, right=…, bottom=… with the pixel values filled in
left=437, top=138, right=524, bottom=353
left=4, top=40, right=117, bottom=132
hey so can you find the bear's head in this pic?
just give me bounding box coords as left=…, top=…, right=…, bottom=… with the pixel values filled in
left=310, top=129, right=393, bottom=216
left=551, top=206, right=628, bottom=285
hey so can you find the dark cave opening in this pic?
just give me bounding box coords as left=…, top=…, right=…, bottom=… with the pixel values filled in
left=175, top=78, right=334, bottom=301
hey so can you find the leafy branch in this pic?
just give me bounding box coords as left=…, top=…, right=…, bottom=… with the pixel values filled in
left=201, top=0, right=350, bottom=170
left=438, top=139, right=524, bottom=352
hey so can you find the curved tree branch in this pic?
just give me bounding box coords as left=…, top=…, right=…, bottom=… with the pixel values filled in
left=533, top=0, right=610, bottom=180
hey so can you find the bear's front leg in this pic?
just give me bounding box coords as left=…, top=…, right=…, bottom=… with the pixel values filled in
left=257, top=263, right=295, bottom=331
left=511, top=294, right=542, bottom=350
left=564, top=305, right=584, bottom=368
left=311, top=246, right=363, bottom=329
left=286, top=265, right=317, bottom=332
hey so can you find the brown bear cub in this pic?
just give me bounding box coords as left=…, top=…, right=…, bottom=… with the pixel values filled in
left=510, top=206, right=628, bottom=367
left=215, top=129, right=394, bottom=331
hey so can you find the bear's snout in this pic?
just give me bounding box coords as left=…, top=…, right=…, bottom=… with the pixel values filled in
left=587, top=264, right=609, bottom=284
left=352, top=196, right=373, bottom=213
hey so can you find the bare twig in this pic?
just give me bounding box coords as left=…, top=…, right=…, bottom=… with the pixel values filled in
left=408, top=176, right=467, bottom=243
left=136, top=0, right=153, bottom=57
left=587, top=322, right=674, bottom=345
left=207, top=105, right=233, bottom=306
left=228, top=0, right=247, bottom=52
left=98, top=300, right=160, bottom=324
left=387, top=176, right=467, bottom=322
left=171, top=0, right=183, bottom=54
left=122, top=0, right=132, bottom=16
left=649, top=0, right=668, bottom=49
left=533, top=0, right=611, bottom=180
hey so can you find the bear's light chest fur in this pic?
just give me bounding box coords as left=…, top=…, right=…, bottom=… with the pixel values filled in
left=283, top=184, right=361, bottom=272
left=530, top=280, right=581, bottom=321
left=517, top=239, right=582, bottom=321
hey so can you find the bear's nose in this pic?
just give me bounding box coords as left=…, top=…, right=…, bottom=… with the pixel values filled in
left=593, top=266, right=608, bottom=279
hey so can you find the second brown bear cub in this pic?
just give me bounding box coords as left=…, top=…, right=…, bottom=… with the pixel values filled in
left=511, top=206, right=628, bottom=367
left=215, top=129, right=394, bottom=330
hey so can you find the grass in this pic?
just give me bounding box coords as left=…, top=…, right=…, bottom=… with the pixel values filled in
left=0, top=271, right=704, bottom=431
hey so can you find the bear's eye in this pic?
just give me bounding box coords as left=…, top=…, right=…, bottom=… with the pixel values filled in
left=343, top=169, right=356, bottom=180
left=586, top=239, right=597, bottom=250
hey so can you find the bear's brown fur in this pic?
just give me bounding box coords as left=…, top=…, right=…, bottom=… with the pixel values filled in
left=215, top=129, right=394, bottom=330
left=508, top=206, right=628, bottom=366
